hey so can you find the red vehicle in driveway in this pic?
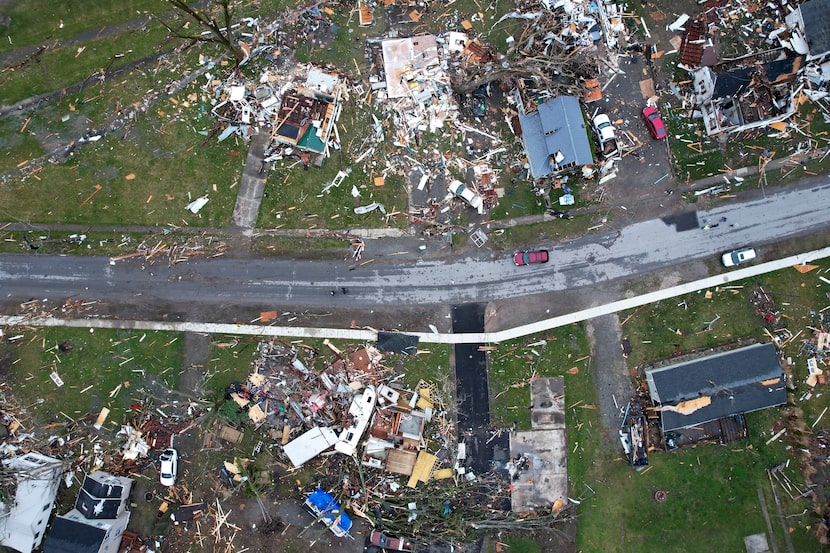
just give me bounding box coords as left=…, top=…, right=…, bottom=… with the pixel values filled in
left=642, top=106, right=667, bottom=139
left=513, top=249, right=549, bottom=266
left=370, top=530, right=413, bottom=552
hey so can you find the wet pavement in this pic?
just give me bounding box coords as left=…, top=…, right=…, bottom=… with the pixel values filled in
left=451, top=303, right=510, bottom=475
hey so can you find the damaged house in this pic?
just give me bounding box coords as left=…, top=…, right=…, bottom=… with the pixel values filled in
left=785, top=0, right=830, bottom=62
left=271, top=67, right=344, bottom=158
left=646, top=343, right=786, bottom=440
left=42, top=471, right=133, bottom=553
left=692, top=55, right=803, bottom=136
left=210, top=64, right=344, bottom=164
left=361, top=384, right=433, bottom=480
left=516, top=95, right=593, bottom=178
left=0, top=452, right=63, bottom=553
left=377, top=34, right=459, bottom=139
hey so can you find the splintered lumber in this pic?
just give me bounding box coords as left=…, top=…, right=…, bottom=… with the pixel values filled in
left=94, top=408, right=110, bottom=430
left=766, top=428, right=786, bottom=445
left=407, top=451, right=436, bottom=488
left=79, top=184, right=102, bottom=207
left=323, top=339, right=342, bottom=356
left=813, top=407, right=828, bottom=429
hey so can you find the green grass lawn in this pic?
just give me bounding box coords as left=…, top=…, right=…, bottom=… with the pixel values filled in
left=573, top=407, right=815, bottom=552
left=488, top=325, right=590, bottom=429
left=0, top=0, right=168, bottom=54
left=0, top=23, right=171, bottom=106
left=592, top=260, right=830, bottom=552
left=620, top=282, right=767, bottom=367
left=0, top=98, right=243, bottom=226
left=2, top=327, right=182, bottom=429
left=488, top=213, right=611, bottom=252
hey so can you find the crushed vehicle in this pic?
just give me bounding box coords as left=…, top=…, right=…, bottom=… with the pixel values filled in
left=370, top=530, right=414, bottom=552
left=304, top=488, right=353, bottom=537
left=591, top=113, right=619, bottom=158
left=448, top=180, right=484, bottom=212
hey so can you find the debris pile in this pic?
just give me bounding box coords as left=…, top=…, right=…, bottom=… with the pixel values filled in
left=749, top=283, right=782, bottom=329
left=109, top=234, right=228, bottom=265
left=209, top=338, right=562, bottom=541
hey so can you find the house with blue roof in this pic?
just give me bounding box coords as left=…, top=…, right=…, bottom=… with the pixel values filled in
left=517, top=95, right=593, bottom=178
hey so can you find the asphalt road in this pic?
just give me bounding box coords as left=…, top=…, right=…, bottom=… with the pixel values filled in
left=1, top=179, right=830, bottom=315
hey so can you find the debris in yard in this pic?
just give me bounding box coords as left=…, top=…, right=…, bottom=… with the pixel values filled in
left=749, top=283, right=782, bottom=329
left=185, top=195, right=209, bottom=214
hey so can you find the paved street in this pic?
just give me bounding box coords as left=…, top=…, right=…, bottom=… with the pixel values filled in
left=2, top=178, right=829, bottom=321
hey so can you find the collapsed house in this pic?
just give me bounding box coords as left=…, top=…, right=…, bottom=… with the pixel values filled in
left=209, top=63, right=345, bottom=164
left=692, top=56, right=803, bottom=136
left=0, top=452, right=63, bottom=553
left=508, top=377, right=568, bottom=513
left=646, top=343, right=786, bottom=444
left=42, top=471, right=133, bottom=553
left=371, top=33, right=459, bottom=141
left=673, top=0, right=830, bottom=136
left=231, top=338, right=460, bottom=500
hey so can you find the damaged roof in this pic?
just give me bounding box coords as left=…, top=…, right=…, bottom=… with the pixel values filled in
left=800, top=0, right=830, bottom=60
left=41, top=517, right=106, bottom=553
left=646, top=343, right=785, bottom=432
left=519, top=95, right=592, bottom=178
left=712, top=66, right=754, bottom=100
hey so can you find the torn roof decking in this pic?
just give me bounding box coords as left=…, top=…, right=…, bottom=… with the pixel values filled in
left=382, top=35, right=439, bottom=99
left=710, top=57, right=804, bottom=100
left=646, top=343, right=785, bottom=432
left=359, top=1, right=374, bottom=26
left=274, top=93, right=333, bottom=153
left=509, top=377, right=568, bottom=512
left=518, top=95, right=593, bottom=178
left=271, top=67, right=342, bottom=155
left=386, top=448, right=418, bottom=476
left=679, top=20, right=705, bottom=66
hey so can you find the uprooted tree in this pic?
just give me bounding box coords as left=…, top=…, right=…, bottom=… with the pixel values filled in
left=450, top=12, right=600, bottom=97
left=159, top=0, right=246, bottom=63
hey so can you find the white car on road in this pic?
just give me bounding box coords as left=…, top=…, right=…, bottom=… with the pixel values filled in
left=722, top=247, right=756, bottom=267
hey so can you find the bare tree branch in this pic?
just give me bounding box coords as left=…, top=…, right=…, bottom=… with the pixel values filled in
left=451, top=14, right=598, bottom=98
left=160, top=0, right=245, bottom=62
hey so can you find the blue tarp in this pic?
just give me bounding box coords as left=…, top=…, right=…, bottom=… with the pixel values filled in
left=305, top=489, right=353, bottom=536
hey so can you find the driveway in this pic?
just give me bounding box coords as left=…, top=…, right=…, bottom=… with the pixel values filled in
left=592, top=19, right=682, bottom=223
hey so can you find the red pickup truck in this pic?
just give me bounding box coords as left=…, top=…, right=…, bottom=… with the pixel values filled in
left=370, top=530, right=413, bottom=552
